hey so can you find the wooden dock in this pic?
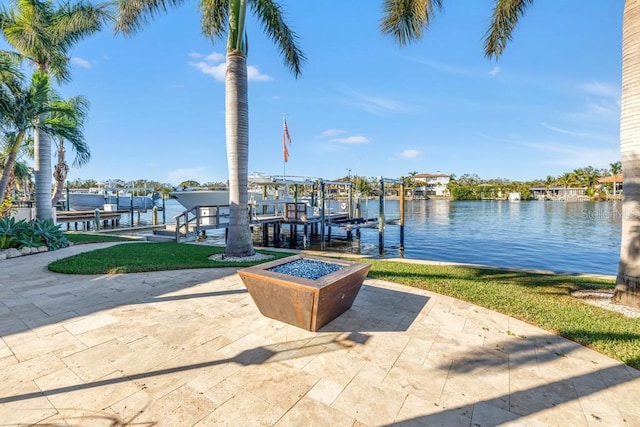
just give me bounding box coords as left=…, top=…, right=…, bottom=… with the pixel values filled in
left=56, top=210, right=124, bottom=231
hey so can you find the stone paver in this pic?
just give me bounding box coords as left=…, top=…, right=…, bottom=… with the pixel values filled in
left=1, top=243, right=639, bottom=426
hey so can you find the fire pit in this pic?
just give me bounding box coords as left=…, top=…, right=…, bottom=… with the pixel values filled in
left=238, top=254, right=370, bottom=331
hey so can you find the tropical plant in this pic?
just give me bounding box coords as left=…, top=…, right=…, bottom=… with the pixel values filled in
left=115, top=0, right=305, bottom=257
left=0, top=216, right=68, bottom=249
left=610, top=161, right=622, bottom=195
left=0, top=0, right=112, bottom=221
left=50, top=96, right=91, bottom=206
left=0, top=72, right=88, bottom=204
left=30, top=218, right=68, bottom=249
left=0, top=215, right=29, bottom=248
left=381, top=0, right=640, bottom=307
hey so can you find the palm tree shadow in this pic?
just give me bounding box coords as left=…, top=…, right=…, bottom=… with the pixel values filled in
left=385, top=332, right=640, bottom=426
left=319, top=284, right=430, bottom=332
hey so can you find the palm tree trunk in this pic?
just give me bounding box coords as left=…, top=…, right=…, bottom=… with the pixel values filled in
left=614, top=0, right=640, bottom=308
left=34, top=118, right=53, bottom=220
left=0, top=130, right=24, bottom=202
left=51, top=140, right=68, bottom=206
left=0, top=150, right=19, bottom=202
left=225, top=51, right=255, bottom=257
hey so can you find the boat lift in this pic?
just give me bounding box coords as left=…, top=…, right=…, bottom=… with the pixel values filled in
left=323, top=176, right=405, bottom=255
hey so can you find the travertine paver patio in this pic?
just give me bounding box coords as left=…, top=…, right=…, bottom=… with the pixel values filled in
left=1, top=243, right=639, bottom=426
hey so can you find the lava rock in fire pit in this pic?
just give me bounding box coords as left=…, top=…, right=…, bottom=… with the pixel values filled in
left=268, top=259, right=344, bottom=280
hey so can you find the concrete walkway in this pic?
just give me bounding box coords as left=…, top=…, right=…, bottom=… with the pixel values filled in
left=1, top=243, right=639, bottom=426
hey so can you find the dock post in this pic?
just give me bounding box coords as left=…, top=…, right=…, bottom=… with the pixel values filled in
left=399, top=183, right=405, bottom=252
left=378, top=178, right=384, bottom=255
left=320, top=180, right=326, bottom=250
left=162, top=196, right=166, bottom=223
left=152, top=206, right=158, bottom=225
left=94, top=208, right=101, bottom=231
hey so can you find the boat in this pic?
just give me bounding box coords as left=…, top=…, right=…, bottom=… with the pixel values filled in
left=169, top=190, right=231, bottom=211
left=105, top=193, right=162, bottom=210
left=508, top=192, right=521, bottom=202
left=67, top=192, right=107, bottom=211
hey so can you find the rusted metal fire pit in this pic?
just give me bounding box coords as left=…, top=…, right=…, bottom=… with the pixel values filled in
left=238, top=254, right=371, bottom=332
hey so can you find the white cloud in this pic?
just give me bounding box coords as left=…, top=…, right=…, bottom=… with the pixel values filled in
left=398, top=149, right=420, bottom=159
left=205, top=52, right=225, bottom=62
left=70, top=57, right=91, bottom=68
left=189, top=51, right=272, bottom=82
left=488, top=66, right=500, bottom=76
left=247, top=65, right=272, bottom=81
left=579, top=81, right=620, bottom=98
left=349, top=93, right=405, bottom=114
left=329, top=135, right=369, bottom=144
left=541, top=123, right=595, bottom=138
left=189, top=60, right=226, bottom=82
left=321, top=129, right=344, bottom=137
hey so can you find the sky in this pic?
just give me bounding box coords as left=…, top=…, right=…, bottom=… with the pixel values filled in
left=4, top=0, right=625, bottom=186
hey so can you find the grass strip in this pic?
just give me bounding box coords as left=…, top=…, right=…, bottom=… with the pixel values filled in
left=366, top=260, right=639, bottom=369
left=48, top=241, right=293, bottom=274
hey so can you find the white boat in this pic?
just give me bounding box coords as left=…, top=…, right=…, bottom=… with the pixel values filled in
left=169, top=190, right=231, bottom=210
left=508, top=192, right=521, bottom=202
left=67, top=192, right=106, bottom=211
left=105, top=193, right=161, bottom=210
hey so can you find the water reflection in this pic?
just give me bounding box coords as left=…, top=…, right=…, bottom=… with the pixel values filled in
left=158, top=198, right=621, bottom=276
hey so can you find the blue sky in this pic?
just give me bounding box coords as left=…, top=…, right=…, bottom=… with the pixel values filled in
left=13, top=1, right=625, bottom=185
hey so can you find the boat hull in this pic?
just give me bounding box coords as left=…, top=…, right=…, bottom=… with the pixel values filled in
left=67, top=193, right=106, bottom=211
left=169, top=190, right=232, bottom=210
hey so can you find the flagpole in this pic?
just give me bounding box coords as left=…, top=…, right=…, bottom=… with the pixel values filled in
left=283, top=114, right=287, bottom=197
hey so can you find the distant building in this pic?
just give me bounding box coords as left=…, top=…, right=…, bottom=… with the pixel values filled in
left=597, top=174, right=623, bottom=194
left=530, top=186, right=588, bottom=201
left=413, top=173, right=451, bottom=197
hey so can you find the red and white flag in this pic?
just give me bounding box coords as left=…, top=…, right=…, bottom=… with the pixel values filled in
left=283, top=118, right=292, bottom=162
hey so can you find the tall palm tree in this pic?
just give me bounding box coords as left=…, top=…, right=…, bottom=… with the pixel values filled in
left=610, top=161, right=622, bottom=195
left=544, top=175, right=555, bottom=200
left=50, top=96, right=91, bottom=206
left=382, top=0, right=640, bottom=308
left=0, top=72, right=88, bottom=204
left=0, top=0, right=112, bottom=220
left=116, top=0, right=305, bottom=257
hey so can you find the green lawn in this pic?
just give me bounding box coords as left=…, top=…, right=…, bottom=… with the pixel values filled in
left=52, top=239, right=293, bottom=273
left=53, top=234, right=639, bottom=369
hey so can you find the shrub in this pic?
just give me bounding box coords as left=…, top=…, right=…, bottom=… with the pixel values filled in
left=0, top=217, right=68, bottom=250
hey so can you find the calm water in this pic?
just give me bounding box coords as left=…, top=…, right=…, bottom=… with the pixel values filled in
left=142, top=198, right=622, bottom=276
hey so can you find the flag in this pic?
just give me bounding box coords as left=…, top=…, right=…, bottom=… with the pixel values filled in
left=283, top=117, right=292, bottom=162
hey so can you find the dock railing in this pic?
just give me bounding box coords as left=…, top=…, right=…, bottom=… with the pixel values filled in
left=173, top=205, right=229, bottom=242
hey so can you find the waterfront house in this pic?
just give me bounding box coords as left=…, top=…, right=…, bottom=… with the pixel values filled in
left=412, top=173, right=451, bottom=197
left=530, top=186, right=588, bottom=201
left=597, top=174, right=623, bottom=195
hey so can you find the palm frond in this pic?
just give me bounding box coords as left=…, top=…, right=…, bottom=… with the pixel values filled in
left=249, top=0, right=305, bottom=77
left=115, top=0, right=186, bottom=35
left=381, top=0, right=444, bottom=46
left=200, top=0, right=228, bottom=41
left=484, top=0, right=533, bottom=59
left=52, top=1, right=114, bottom=52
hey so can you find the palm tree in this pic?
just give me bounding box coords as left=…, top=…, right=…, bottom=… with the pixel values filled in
left=116, top=0, right=305, bottom=257
left=381, top=0, right=640, bottom=308
left=0, top=72, right=88, bottom=204
left=610, top=161, right=622, bottom=195
left=51, top=96, right=91, bottom=206
left=544, top=175, right=555, bottom=200
left=0, top=0, right=112, bottom=220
